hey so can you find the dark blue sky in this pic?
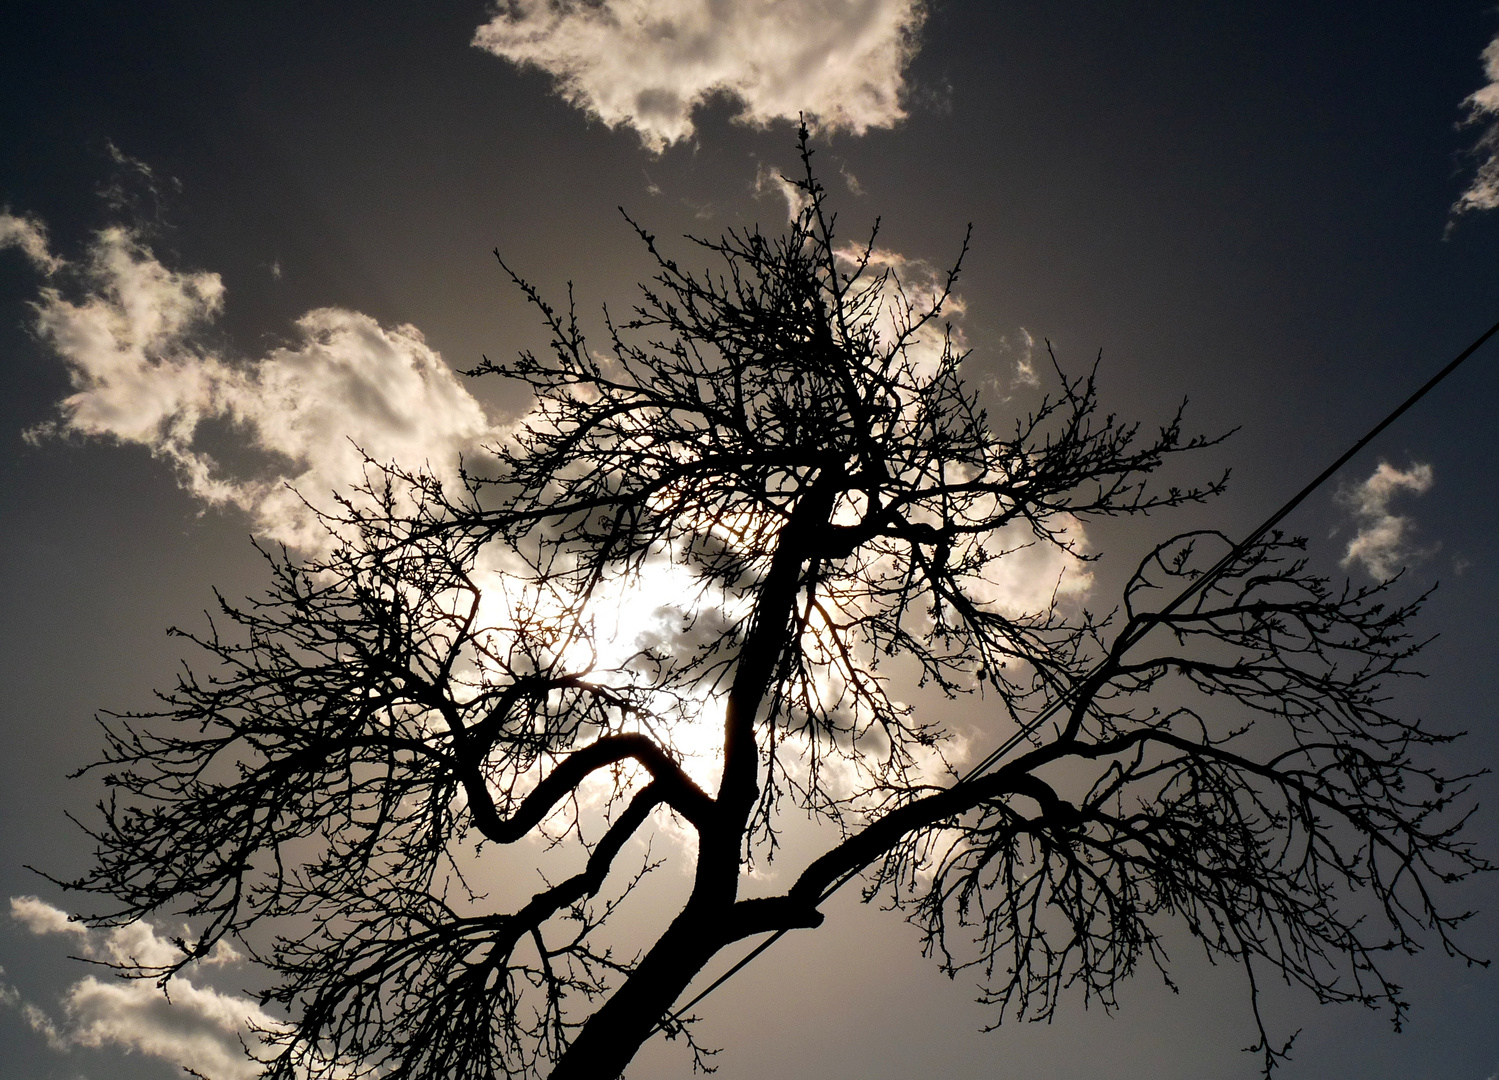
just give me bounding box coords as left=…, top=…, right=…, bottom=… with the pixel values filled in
left=3, top=3, right=1499, bottom=1078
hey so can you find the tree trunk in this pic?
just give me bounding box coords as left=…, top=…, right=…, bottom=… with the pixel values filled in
left=549, top=475, right=842, bottom=1079
left=545, top=901, right=726, bottom=1080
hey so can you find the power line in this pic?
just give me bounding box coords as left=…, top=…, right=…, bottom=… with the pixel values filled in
left=654, top=314, right=1499, bottom=1033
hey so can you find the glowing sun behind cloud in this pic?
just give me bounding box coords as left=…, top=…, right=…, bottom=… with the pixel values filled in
left=4, top=203, right=1089, bottom=804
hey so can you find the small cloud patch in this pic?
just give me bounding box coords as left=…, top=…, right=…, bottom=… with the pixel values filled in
left=1337, top=461, right=1435, bottom=579
left=0, top=211, right=65, bottom=275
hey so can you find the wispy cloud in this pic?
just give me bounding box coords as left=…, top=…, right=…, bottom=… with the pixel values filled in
left=1338, top=461, right=1435, bottom=579
left=7, top=897, right=279, bottom=1080
left=0, top=211, right=65, bottom=275
left=13, top=217, right=498, bottom=551
left=1007, top=327, right=1040, bottom=388
left=473, top=0, right=928, bottom=152
left=754, top=162, right=812, bottom=221
left=99, top=139, right=182, bottom=223
left=1452, top=33, right=1499, bottom=218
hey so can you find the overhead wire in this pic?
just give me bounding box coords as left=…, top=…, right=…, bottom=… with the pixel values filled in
left=652, top=314, right=1499, bottom=1035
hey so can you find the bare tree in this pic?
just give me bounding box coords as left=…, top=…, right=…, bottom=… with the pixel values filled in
left=65, top=132, right=1488, bottom=1080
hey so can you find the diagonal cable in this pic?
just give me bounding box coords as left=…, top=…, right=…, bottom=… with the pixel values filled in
left=653, top=314, right=1499, bottom=1035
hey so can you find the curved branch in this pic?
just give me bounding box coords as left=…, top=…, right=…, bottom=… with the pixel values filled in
left=465, top=733, right=713, bottom=845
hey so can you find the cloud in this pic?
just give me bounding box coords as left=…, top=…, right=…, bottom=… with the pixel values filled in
left=17, top=220, right=498, bottom=550
left=472, top=0, right=928, bottom=151
left=1008, top=327, right=1040, bottom=388
left=13, top=204, right=1084, bottom=791
left=1338, top=461, right=1434, bottom=579
left=959, top=516, right=1092, bottom=615
left=754, top=159, right=867, bottom=223
left=1452, top=33, right=1499, bottom=218
left=7, top=897, right=282, bottom=1080
left=21, top=1002, right=68, bottom=1052
left=9, top=895, right=90, bottom=939
left=62, top=974, right=277, bottom=1080
left=840, top=162, right=866, bottom=196
left=754, top=162, right=812, bottom=220
left=0, top=211, right=64, bottom=275
left=100, top=139, right=182, bottom=222
left=832, top=242, right=967, bottom=384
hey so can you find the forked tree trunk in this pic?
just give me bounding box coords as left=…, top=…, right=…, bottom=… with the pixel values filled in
left=549, top=477, right=841, bottom=1079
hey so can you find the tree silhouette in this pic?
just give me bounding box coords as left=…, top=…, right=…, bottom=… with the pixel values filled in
left=67, top=133, right=1487, bottom=1080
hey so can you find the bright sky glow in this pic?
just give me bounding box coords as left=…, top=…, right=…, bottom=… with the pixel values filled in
left=4, top=8, right=1499, bottom=1078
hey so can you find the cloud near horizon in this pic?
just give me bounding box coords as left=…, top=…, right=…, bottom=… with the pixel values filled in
left=473, top=0, right=928, bottom=152
left=7, top=896, right=277, bottom=1080
left=1338, top=461, right=1435, bottom=579
left=3, top=214, right=497, bottom=551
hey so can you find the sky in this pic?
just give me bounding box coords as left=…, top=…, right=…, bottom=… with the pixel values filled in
left=3, top=2, right=1499, bottom=1078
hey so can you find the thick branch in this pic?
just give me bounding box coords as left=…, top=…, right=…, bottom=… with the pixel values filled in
left=465, top=733, right=712, bottom=845
left=784, top=768, right=1062, bottom=907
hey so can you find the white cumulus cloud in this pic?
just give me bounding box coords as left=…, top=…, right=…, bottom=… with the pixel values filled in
left=7, top=897, right=282, bottom=1080
left=1452, top=33, right=1499, bottom=218
left=9, top=895, right=89, bottom=939
left=473, top=0, right=928, bottom=151
left=62, top=974, right=277, bottom=1080
left=1338, top=461, right=1434, bottom=579
left=16, top=220, right=498, bottom=550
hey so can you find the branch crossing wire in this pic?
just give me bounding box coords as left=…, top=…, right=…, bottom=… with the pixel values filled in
left=654, top=314, right=1499, bottom=1034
